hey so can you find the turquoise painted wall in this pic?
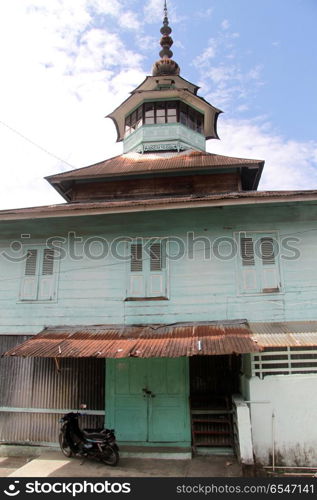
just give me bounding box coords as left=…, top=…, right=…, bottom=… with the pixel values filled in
left=0, top=201, right=316, bottom=333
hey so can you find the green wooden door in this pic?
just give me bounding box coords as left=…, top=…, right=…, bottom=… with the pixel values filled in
left=106, top=358, right=190, bottom=444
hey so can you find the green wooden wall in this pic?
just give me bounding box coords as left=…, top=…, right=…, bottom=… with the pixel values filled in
left=0, top=201, right=316, bottom=333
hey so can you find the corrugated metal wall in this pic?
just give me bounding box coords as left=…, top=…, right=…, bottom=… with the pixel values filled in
left=0, top=336, right=105, bottom=445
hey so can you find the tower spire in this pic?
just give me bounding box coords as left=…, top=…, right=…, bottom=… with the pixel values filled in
left=152, top=0, right=180, bottom=76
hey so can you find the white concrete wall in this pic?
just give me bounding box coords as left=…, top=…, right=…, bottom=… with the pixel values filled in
left=232, top=395, right=254, bottom=466
left=247, top=374, right=317, bottom=466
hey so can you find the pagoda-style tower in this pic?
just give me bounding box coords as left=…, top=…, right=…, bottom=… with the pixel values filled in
left=47, top=2, right=263, bottom=202
left=107, top=2, right=221, bottom=154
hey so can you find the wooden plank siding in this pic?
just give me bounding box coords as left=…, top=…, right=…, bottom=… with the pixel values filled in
left=0, top=202, right=316, bottom=334
left=70, top=172, right=241, bottom=202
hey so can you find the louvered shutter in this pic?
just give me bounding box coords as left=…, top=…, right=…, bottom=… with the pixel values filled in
left=240, top=237, right=258, bottom=293
left=259, top=237, right=280, bottom=292
left=129, top=243, right=146, bottom=297
left=38, top=249, right=56, bottom=300
left=19, top=249, right=39, bottom=300
left=148, top=241, right=166, bottom=297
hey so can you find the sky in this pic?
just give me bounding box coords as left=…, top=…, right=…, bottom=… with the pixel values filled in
left=0, top=0, right=316, bottom=209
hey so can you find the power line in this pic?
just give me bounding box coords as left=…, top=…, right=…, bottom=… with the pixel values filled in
left=0, top=119, right=77, bottom=169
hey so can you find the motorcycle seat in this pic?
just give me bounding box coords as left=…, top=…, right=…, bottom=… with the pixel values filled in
left=82, top=430, right=107, bottom=441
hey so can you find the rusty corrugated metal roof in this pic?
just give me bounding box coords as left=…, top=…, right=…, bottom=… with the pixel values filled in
left=250, top=321, right=317, bottom=347
left=3, top=321, right=260, bottom=358
left=1, top=190, right=317, bottom=221
left=46, top=151, right=263, bottom=182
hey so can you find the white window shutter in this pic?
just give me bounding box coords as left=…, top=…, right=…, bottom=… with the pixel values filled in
left=240, top=237, right=258, bottom=293
left=129, top=243, right=146, bottom=297
left=147, top=242, right=166, bottom=297
left=130, top=243, right=142, bottom=272
left=259, top=237, right=280, bottom=292
left=19, top=249, right=38, bottom=300
left=38, top=249, right=56, bottom=300
left=127, top=241, right=167, bottom=298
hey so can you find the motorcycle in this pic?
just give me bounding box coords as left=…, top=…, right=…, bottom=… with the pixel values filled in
left=59, top=405, right=119, bottom=466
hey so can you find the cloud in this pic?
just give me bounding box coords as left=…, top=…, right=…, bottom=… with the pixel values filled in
left=143, top=0, right=185, bottom=25
left=209, top=118, right=317, bottom=190
left=193, top=24, right=262, bottom=109
left=144, top=0, right=166, bottom=23
left=194, top=42, right=217, bottom=66
left=221, top=19, right=230, bottom=30
left=0, top=0, right=146, bottom=209
left=118, top=11, right=141, bottom=31
left=0, top=0, right=315, bottom=213
left=196, top=7, right=213, bottom=18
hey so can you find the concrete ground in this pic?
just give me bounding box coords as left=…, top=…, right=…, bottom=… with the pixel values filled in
left=0, top=451, right=242, bottom=478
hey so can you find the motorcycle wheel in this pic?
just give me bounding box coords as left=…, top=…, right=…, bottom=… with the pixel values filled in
left=101, top=445, right=119, bottom=466
left=59, top=432, right=73, bottom=458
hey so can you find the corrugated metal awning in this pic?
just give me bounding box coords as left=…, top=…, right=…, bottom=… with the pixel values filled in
left=250, top=321, right=317, bottom=348
left=3, top=321, right=260, bottom=359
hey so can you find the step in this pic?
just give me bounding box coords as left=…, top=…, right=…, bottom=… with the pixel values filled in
left=195, top=443, right=232, bottom=448
left=191, top=410, right=232, bottom=415
left=119, top=445, right=192, bottom=460
left=193, top=431, right=231, bottom=436
left=192, top=418, right=231, bottom=424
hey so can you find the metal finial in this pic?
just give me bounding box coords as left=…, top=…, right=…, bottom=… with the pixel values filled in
left=152, top=0, right=180, bottom=76
left=164, top=0, right=167, bottom=18
left=159, top=0, right=173, bottom=59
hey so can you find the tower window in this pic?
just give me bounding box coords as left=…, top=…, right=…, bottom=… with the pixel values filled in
left=124, top=101, right=204, bottom=137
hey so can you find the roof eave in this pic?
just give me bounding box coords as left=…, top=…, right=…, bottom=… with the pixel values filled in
left=45, top=161, right=263, bottom=183
left=1, top=192, right=317, bottom=221
left=46, top=179, right=71, bottom=202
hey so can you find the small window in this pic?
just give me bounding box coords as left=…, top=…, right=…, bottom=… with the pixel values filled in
left=124, top=115, right=131, bottom=137
left=136, top=106, right=143, bottom=129
left=19, top=247, right=58, bottom=301
left=188, top=109, right=195, bottom=130
left=156, top=102, right=166, bottom=124
left=167, top=102, right=177, bottom=123
left=144, top=103, right=155, bottom=124
left=124, top=101, right=204, bottom=136
left=127, top=240, right=167, bottom=300
left=196, top=117, right=203, bottom=134
left=237, top=232, right=281, bottom=294
left=180, top=102, right=187, bottom=126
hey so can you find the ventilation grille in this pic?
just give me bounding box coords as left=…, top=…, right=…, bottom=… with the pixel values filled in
left=252, top=347, right=317, bottom=378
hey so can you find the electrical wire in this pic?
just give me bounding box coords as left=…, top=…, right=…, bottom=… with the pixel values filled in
left=0, top=119, right=77, bottom=169
left=0, top=225, right=315, bottom=284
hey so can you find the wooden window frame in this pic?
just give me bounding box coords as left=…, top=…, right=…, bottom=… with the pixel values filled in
left=235, top=231, right=282, bottom=296
left=126, top=239, right=169, bottom=301
left=18, top=246, right=59, bottom=302
left=124, top=101, right=204, bottom=137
